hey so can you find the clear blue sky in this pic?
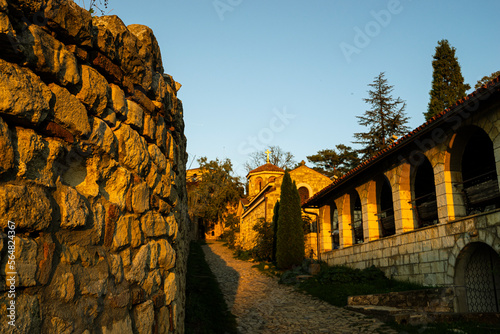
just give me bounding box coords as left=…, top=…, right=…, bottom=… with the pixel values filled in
left=108, top=0, right=500, bottom=178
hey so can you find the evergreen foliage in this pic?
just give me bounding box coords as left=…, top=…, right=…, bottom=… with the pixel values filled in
left=354, top=72, right=410, bottom=160
left=426, top=39, right=470, bottom=120
left=272, top=200, right=280, bottom=263
left=475, top=71, right=500, bottom=89
left=307, top=144, right=361, bottom=178
left=276, top=172, right=305, bottom=269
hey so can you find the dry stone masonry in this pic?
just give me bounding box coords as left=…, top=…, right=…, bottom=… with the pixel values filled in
left=0, top=1, right=188, bottom=333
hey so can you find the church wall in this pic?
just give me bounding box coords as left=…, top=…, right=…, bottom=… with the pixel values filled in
left=240, top=198, right=266, bottom=249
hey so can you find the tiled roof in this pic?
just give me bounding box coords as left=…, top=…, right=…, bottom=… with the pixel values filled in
left=247, top=163, right=285, bottom=176
left=303, top=74, right=500, bottom=207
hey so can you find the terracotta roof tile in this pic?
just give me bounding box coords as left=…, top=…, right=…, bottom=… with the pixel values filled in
left=247, top=163, right=285, bottom=175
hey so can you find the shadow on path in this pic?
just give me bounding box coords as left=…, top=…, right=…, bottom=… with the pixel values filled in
left=201, top=242, right=241, bottom=311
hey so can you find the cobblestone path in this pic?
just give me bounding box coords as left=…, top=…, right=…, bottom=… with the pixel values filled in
left=202, top=242, right=398, bottom=334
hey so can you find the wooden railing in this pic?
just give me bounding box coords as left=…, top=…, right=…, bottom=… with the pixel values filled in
left=409, top=192, right=438, bottom=228
left=376, top=208, right=395, bottom=237
left=457, top=170, right=500, bottom=215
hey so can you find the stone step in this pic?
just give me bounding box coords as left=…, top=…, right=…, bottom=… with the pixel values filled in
left=346, top=305, right=429, bottom=325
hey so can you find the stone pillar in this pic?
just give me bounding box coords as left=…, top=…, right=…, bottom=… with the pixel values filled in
left=430, top=150, right=458, bottom=223
left=386, top=164, right=414, bottom=233
left=320, top=205, right=332, bottom=252
left=335, top=195, right=353, bottom=248
left=357, top=181, right=379, bottom=241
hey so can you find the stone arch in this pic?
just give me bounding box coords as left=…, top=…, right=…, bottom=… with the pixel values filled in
left=448, top=125, right=500, bottom=215
left=350, top=190, right=363, bottom=244
left=376, top=175, right=395, bottom=237
left=453, top=240, right=500, bottom=312
left=255, top=177, right=263, bottom=192
left=330, top=201, right=339, bottom=249
left=296, top=182, right=313, bottom=203
left=410, top=155, right=438, bottom=228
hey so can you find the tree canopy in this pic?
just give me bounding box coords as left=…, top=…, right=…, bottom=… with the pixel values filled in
left=307, top=144, right=360, bottom=178
left=187, top=157, right=243, bottom=226
left=244, top=146, right=296, bottom=172
left=354, top=72, right=410, bottom=160
left=425, top=39, right=470, bottom=120
left=475, top=71, right=500, bottom=89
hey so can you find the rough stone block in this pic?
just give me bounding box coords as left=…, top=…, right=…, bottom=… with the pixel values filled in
left=132, top=300, right=155, bottom=334
left=111, top=214, right=137, bottom=251
left=125, top=100, right=144, bottom=130
left=125, top=244, right=150, bottom=284
left=114, top=123, right=150, bottom=176
left=55, top=183, right=89, bottom=229
left=101, top=315, right=133, bottom=334
left=141, top=211, right=167, bottom=238
left=19, top=23, right=80, bottom=86
left=164, top=272, right=177, bottom=304
left=44, top=0, right=93, bottom=47
left=4, top=236, right=38, bottom=287
left=88, top=116, right=118, bottom=157
left=0, top=59, right=52, bottom=125
left=0, top=184, right=52, bottom=231
left=110, top=83, right=127, bottom=116
left=49, top=83, right=91, bottom=137
left=150, top=239, right=175, bottom=271
left=76, top=65, right=110, bottom=115
left=131, top=182, right=150, bottom=214
left=0, top=116, right=14, bottom=174
left=102, top=165, right=131, bottom=210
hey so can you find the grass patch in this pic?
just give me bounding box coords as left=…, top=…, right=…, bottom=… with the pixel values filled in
left=298, top=265, right=427, bottom=307
left=252, top=262, right=282, bottom=278
left=389, top=321, right=500, bottom=333
left=185, top=241, right=238, bottom=334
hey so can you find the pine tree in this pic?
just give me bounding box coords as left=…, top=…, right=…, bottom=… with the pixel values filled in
left=425, top=39, right=470, bottom=120
left=354, top=72, right=409, bottom=160
left=271, top=200, right=279, bottom=263
left=276, top=172, right=304, bottom=269
left=307, top=144, right=360, bottom=178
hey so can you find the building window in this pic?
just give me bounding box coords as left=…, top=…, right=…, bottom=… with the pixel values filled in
left=351, top=191, right=363, bottom=244
left=378, top=177, right=395, bottom=237
left=255, top=177, right=263, bottom=192
left=298, top=186, right=310, bottom=203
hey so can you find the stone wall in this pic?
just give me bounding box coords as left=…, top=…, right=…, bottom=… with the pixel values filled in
left=0, top=1, right=188, bottom=333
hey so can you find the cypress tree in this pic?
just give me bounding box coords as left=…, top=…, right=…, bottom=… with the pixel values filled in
left=271, top=200, right=280, bottom=263
left=276, top=172, right=305, bottom=269
left=425, top=39, right=470, bottom=120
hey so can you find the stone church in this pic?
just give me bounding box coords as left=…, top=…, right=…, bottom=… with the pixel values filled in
left=303, top=75, right=500, bottom=313
left=239, top=154, right=332, bottom=255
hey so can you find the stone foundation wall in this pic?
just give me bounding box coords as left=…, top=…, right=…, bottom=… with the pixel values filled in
left=0, top=1, right=188, bottom=332
left=348, top=288, right=455, bottom=313
left=322, top=210, right=500, bottom=288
